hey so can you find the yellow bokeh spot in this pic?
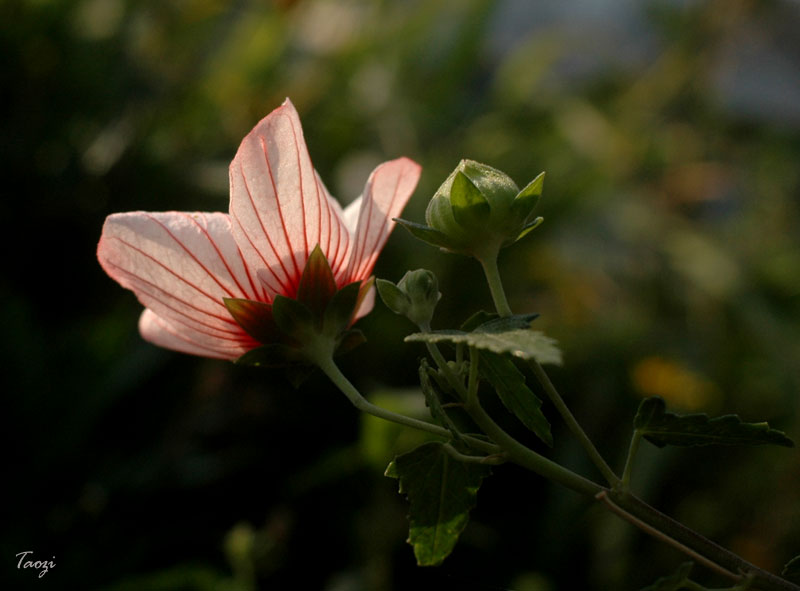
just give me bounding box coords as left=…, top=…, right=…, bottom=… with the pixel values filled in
left=631, top=356, right=720, bottom=411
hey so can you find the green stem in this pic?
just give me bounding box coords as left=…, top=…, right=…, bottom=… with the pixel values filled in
left=529, top=358, right=622, bottom=488
left=478, top=255, right=513, bottom=317
left=315, top=354, right=496, bottom=454
left=477, top=252, right=622, bottom=487
left=621, top=429, right=643, bottom=490
left=609, top=491, right=800, bottom=591
left=463, top=347, right=604, bottom=497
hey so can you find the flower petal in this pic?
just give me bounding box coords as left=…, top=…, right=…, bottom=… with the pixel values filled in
left=344, top=157, right=421, bottom=283
left=97, top=211, right=260, bottom=355
left=228, top=98, right=350, bottom=297
left=139, top=309, right=252, bottom=360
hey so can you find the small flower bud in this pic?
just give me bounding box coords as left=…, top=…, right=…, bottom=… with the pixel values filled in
left=377, top=269, right=441, bottom=327
left=396, top=160, right=544, bottom=261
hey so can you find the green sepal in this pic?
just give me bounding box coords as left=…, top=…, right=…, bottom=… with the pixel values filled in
left=640, top=562, right=693, bottom=591
left=323, top=281, right=361, bottom=337
left=223, top=298, right=279, bottom=344
left=385, top=441, right=491, bottom=566
left=513, top=216, right=544, bottom=244
left=782, top=556, right=800, bottom=584
left=377, top=278, right=411, bottom=316
left=634, top=396, right=795, bottom=448
left=285, top=364, right=316, bottom=389
left=394, top=218, right=463, bottom=253
left=234, top=343, right=303, bottom=367
left=450, top=171, right=490, bottom=230
left=271, top=294, right=316, bottom=342
left=335, top=328, right=366, bottom=357
left=510, top=171, right=544, bottom=222
left=479, top=351, right=552, bottom=446
left=296, top=244, right=337, bottom=318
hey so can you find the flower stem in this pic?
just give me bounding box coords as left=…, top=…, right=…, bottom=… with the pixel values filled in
left=478, top=255, right=513, bottom=318
left=462, top=347, right=604, bottom=498
left=621, top=429, right=643, bottom=490
left=477, top=252, right=622, bottom=487
left=315, top=353, right=497, bottom=454
left=529, top=358, right=622, bottom=488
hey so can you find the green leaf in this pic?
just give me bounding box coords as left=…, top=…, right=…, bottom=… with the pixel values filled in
left=406, top=329, right=562, bottom=365
left=782, top=555, right=800, bottom=584
left=450, top=171, right=490, bottom=230
left=296, top=245, right=337, bottom=318
left=472, top=313, right=539, bottom=333
left=460, top=311, right=498, bottom=332
left=640, top=562, right=693, bottom=591
left=394, top=218, right=462, bottom=252
left=385, top=442, right=491, bottom=566
left=634, top=397, right=795, bottom=448
left=479, top=352, right=552, bottom=446
left=419, top=359, right=463, bottom=445
left=376, top=278, right=410, bottom=315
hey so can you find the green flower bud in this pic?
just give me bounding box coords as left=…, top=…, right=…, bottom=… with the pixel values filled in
left=395, top=160, right=544, bottom=261
left=377, top=269, right=441, bottom=327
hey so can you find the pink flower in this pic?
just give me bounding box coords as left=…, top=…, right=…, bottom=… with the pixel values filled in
left=97, top=99, right=421, bottom=360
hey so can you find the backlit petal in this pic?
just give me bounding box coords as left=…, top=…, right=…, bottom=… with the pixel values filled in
left=229, top=98, right=350, bottom=297
left=97, top=211, right=260, bottom=355
left=139, top=309, right=252, bottom=360
left=344, top=157, right=421, bottom=283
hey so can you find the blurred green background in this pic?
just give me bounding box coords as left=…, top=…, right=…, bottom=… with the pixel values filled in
left=3, top=0, right=800, bottom=589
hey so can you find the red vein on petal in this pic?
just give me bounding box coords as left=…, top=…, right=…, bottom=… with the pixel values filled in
left=108, top=236, right=242, bottom=324
left=148, top=312, right=253, bottom=358
left=229, top=206, right=288, bottom=296
left=259, top=134, right=302, bottom=288
left=356, top=170, right=402, bottom=280
left=145, top=212, right=241, bottom=301
left=285, top=111, right=310, bottom=261
left=180, top=212, right=253, bottom=300
left=237, top=162, right=293, bottom=294
left=105, top=260, right=246, bottom=336
left=236, top=244, right=267, bottom=302
left=351, top=178, right=376, bottom=283
left=317, top=174, right=332, bottom=263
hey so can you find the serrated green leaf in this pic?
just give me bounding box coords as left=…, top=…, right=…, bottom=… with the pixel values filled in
left=782, top=555, right=800, bottom=584
left=460, top=311, right=499, bottom=332
left=394, top=218, right=462, bottom=252
left=634, top=397, right=794, bottom=448
left=473, top=313, right=539, bottom=333
left=640, top=562, right=693, bottom=591
left=385, top=442, right=490, bottom=566
left=479, top=352, right=552, bottom=446
left=450, top=171, right=490, bottom=230
left=419, top=359, right=464, bottom=445
left=406, top=329, right=562, bottom=365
